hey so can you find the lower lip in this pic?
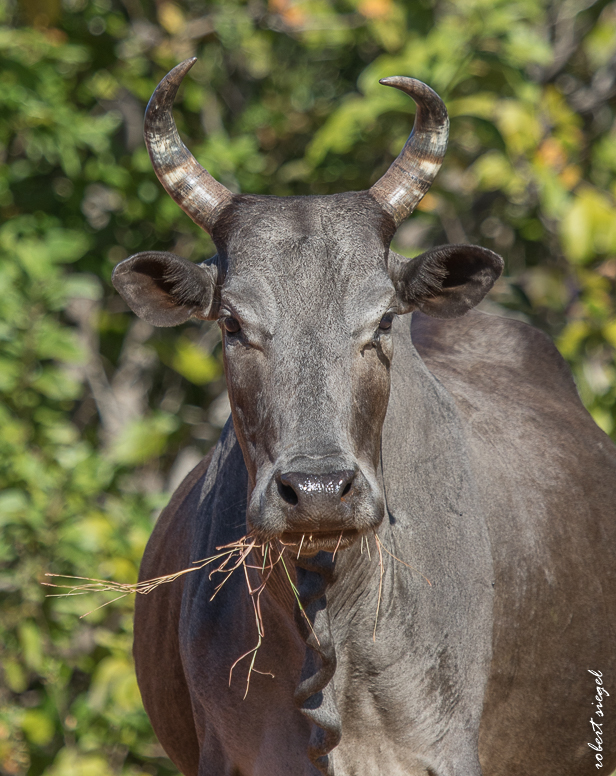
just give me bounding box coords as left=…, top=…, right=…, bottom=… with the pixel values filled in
left=279, top=529, right=360, bottom=556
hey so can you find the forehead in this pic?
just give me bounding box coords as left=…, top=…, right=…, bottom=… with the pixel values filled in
left=217, top=192, right=391, bottom=275
left=214, top=192, right=395, bottom=319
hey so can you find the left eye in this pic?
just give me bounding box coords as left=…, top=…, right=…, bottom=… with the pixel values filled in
left=378, top=315, right=393, bottom=331
left=222, top=317, right=241, bottom=334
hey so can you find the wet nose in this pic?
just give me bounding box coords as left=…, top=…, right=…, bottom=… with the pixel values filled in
left=277, top=469, right=356, bottom=510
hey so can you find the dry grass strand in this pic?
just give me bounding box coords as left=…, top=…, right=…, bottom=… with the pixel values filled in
left=372, top=532, right=384, bottom=641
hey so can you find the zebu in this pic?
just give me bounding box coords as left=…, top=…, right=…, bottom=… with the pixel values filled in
left=112, top=59, right=616, bottom=776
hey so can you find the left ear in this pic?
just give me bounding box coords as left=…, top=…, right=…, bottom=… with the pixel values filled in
left=389, top=244, right=504, bottom=318
left=111, top=251, right=219, bottom=326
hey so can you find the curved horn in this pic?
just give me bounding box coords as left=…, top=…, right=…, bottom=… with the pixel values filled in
left=369, top=77, right=449, bottom=227
left=144, top=58, right=233, bottom=234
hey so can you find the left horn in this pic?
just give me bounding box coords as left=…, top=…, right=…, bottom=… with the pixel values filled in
left=369, top=77, right=449, bottom=227
left=144, top=58, right=233, bottom=234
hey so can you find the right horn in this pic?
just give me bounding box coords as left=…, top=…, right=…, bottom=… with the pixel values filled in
left=144, top=58, right=233, bottom=235
left=369, top=77, right=449, bottom=227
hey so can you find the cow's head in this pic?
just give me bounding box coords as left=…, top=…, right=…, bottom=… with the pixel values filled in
left=113, top=59, right=502, bottom=556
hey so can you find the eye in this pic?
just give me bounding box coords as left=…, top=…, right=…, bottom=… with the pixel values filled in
left=378, top=314, right=393, bottom=331
left=221, top=316, right=241, bottom=335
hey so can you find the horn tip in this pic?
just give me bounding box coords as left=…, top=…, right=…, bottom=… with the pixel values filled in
left=378, top=76, right=448, bottom=121
left=146, top=58, right=198, bottom=120
left=173, top=57, right=198, bottom=78
left=379, top=76, right=408, bottom=88
left=379, top=76, right=426, bottom=91
left=160, top=58, right=198, bottom=87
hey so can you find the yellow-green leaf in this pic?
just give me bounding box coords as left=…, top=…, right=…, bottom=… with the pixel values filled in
left=21, top=709, right=55, bottom=747
left=172, top=339, right=222, bottom=385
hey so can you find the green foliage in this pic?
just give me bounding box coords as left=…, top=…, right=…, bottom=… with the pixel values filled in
left=1, top=0, right=615, bottom=773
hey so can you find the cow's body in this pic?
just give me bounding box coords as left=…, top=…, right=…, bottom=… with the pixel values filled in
left=111, top=59, right=616, bottom=776
left=134, top=310, right=616, bottom=776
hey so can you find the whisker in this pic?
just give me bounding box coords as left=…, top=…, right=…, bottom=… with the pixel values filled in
left=297, top=534, right=305, bottom=559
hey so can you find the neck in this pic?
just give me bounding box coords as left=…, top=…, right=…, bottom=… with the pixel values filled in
left=279, top=315, right=493, bottom=774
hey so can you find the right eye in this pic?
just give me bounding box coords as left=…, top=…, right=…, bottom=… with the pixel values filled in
left=221, top=317, right=240, bottom=335
left=378, top=314, right=394, bottom=331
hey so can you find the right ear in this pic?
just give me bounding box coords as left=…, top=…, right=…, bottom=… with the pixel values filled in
left=111, top=251, right=219, bottom=326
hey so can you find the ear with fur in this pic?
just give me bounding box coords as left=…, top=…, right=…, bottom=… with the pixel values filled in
left=389, top=244, right=504, bottom=318
left=112, top=251, right=219, bottom=326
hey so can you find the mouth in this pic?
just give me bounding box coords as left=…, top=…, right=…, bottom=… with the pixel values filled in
left=279, top=528, right=361, bottom=556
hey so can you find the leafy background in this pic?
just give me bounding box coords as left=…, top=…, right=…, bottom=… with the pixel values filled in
left=1, top=0, right=616, bottom=773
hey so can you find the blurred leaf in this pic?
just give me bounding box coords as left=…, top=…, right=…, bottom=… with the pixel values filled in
left=0, top=359, right=20, bottom=391
left=21, top=709, right=55, bottom=746
left=46, top=747, right=116, bottom=776
left=561, top=187, right=616, bottom=264
left=109, top=412, right=180, bottom=465
left=603, top=320, right=616, bottom=349
left=557, top=320, right=590, bottom=360
left=89, top=655, right=141, bottom=713
left=31, top=367, right=83, bottom=400
left=0, top=489, right=29, bottom=523
left=3, top=659, right=28, bottom=693
left=18, top=621, right=43, bottom=672
left=171, top=339, right=222, bottom=385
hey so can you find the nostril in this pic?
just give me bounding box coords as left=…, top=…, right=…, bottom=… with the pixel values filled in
left=278, top=480, right=299, bottom=506
left=277, top=468, right=357, bottom=508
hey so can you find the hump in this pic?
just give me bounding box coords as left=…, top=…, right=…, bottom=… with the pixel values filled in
left=411, top=308, right=581, bottom=408
left=409, top=308, right=616, bottom=482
